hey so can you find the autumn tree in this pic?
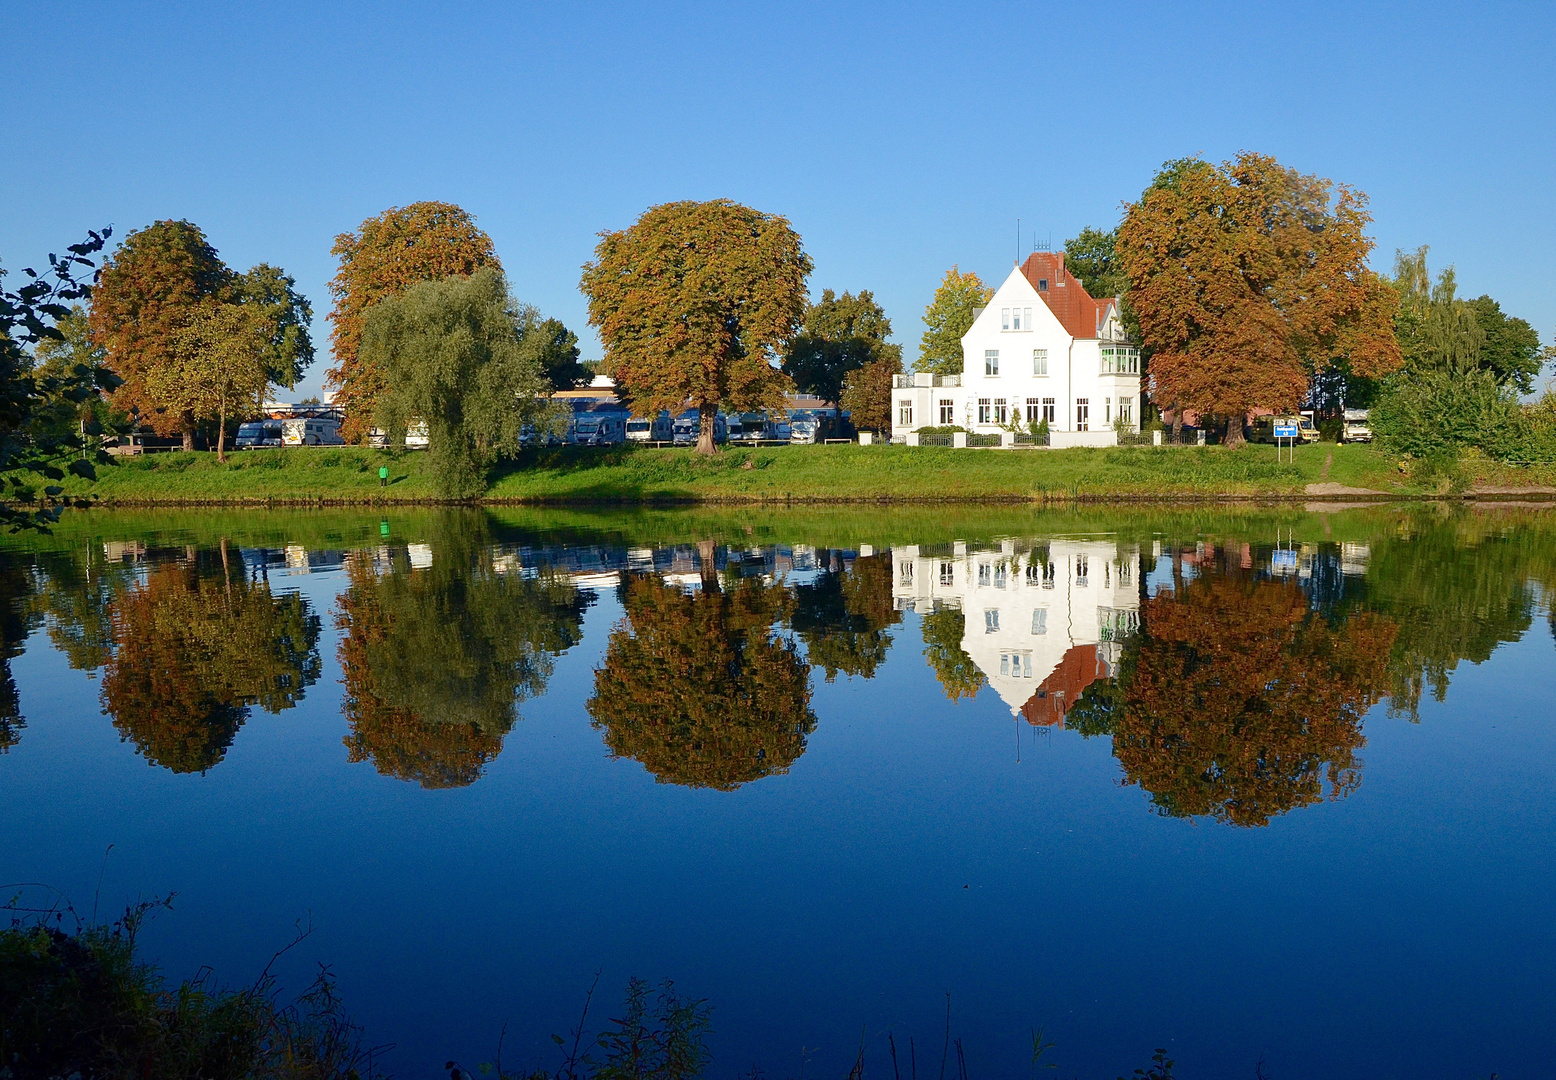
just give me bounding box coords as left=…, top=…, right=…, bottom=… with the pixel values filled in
left=335, top=518, right=588, bottom=788
left=361, top=269, right=557, bottom=497
left=839, top=357, right=898, bottom=433
left=1103, top=562, right=1397, bottom=826
left=782, top=289, right=903, bottom=415
left=88, top=221, right=232, bottom=448
left=918, top=266, right=992, bottom=376
left=920, top=605, right=985, bottom=701
left=101, top=560, right=322, bottom=774
left=581, top=200, right=812, bottom=454
left=327, top=202, right=500, bottom=440
left=588, top=546, right=816, bottom=789
left=1116, top=153, right=1401, bottom=446
left=791, top=552, right=901, bottom=680
left=152, top=304, right=274, bottom=462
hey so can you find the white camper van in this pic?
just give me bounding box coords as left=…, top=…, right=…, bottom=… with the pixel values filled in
left=625, top=411, right=674, bottom=443
left=281, top=417, right=344, bottom=446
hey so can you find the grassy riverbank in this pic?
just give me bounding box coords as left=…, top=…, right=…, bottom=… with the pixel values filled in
left=45, top=442, right=1556, bottom=505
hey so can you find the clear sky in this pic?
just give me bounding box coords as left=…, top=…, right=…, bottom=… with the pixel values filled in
left=5, top=1, right=1552, bottom=399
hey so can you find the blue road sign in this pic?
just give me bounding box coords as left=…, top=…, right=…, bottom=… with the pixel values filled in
left=1273, top=422, right=1299, bottom=439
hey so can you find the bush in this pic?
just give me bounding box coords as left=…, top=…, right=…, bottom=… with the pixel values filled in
left=1370, top=367, right=1523, bottom=460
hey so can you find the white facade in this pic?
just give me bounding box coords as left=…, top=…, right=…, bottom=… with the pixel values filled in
left=890, top=538, right=1141, bottom=719
left=892, top=256, right=1142, bottom=447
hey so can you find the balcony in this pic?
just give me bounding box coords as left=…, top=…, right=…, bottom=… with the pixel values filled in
left=893, top=373, right=962, bottom=389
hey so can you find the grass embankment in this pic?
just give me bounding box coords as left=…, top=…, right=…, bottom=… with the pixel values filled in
left=49, top=442, right=1556, bottom=505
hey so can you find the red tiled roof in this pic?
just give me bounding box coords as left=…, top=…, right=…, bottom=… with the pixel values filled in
left=1018, top=644, right=1111, bottom=727
left=1018, top=252, right=1114, bottom=340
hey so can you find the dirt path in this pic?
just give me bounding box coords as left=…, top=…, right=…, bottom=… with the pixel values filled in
left=1320, top=451, right=1333, bottom=481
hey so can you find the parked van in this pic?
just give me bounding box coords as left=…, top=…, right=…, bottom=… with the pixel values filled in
left=569, top=411, right=627, bottom=446
left=367, top=420, right=430, bottom=449
left=1342, top=408, right=1373, bottom=443
left=625, top=411, right=674, bottom=443
left=1250, top=414, right=1318, bottom=445
left=235, top=419, right=284, bottom=448
left=789, top=410, right=852, bottom=444
left=281, top=417, right=344, bottom=446
left=727, top=412, right=786, bottom=444
left=672, top=410, right=727, bottom=446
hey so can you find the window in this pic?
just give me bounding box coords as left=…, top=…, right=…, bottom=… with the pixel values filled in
left=1104, top=397, right=1111, bottom=424
left=1002, top=652, right=1033, bottom=677
left=899, top=561, right=914, bottom=586
left=984, top=608, right=1000, bottom=633
left=985, top=349, right=1000, bottom=376
left=1120, top=400, right=1133, bottom=425
left=1025, top=561, right=1043, bottom=585
left=1024, top=307, right=1032, bottom=329
left=1042, top=560, right=1055, bottom=588
left=1102, top=346, right=1141, bottom=374
left=939, top=399, right=955, bottom=424
left=898, top=400, right=913, bottom=427
left=1031, top=608, right=1048, bottom=634
left=994, top=398, right=1008, bottom=424
left=1076, top=398, right=1089, bottom=431
left=1025, top=398, right=1042, bottom=422
left=1042, top=397, right=1056, bottom=424
left=993, top=563, right=1008, bottom=589
left=977, top=562, right=991, bottom=586
left=977, top=398, right=992, bottom=424
left=1001, top=307, right=1010, bottom=330
left=1120, top=561, right=1132, bottom=586
left=938, top=561, right=954, bottom=586
left=1038, top=278, right=1049, bottom=291
left=1076, top=554, right=1089, bottom=586
left=1033, top=348, right=1048, bottom=376
left=1000, top=653, right=1009, bottom=676
left=1104, top=561, right=1111, bottom=588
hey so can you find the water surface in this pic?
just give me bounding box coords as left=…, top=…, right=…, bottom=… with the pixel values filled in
left=3, top=506, right=1552, bottom=1078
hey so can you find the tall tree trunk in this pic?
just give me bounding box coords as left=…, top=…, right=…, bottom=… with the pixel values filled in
left=696, top=403, right=718, bottom=455
left=182, top=429, right=195, bottom=452
left=216, top=399, right=227, bottom=463
left=1171, top=405, right=1183, bottom=445
left=1225, top=413, right=1246, bottom=449
left=698, top=539, right=720, bottom=593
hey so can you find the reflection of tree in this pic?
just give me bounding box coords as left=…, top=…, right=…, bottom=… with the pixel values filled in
left=336, top=540, right=588, bottom=789
left=1108, top=569, right=1396, bottom=827
left=589, top=556, right=816, bottom=790
left=101, top=561, right=321, bottom=774
left=791, top=552, right=900, bottom=680
left=0, top=554, right=35, bottom=753
left=1362, top=524, right=1535, bottom=719
left=920, top=606, right=984, bottom=701
left=32, top=550, right=138, bottom=672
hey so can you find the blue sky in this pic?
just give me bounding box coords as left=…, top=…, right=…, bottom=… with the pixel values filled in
left=5, top=1, right=1552, bottom=398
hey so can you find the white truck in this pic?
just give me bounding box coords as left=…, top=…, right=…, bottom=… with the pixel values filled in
left=1342, top=409, right=1373, bottom=443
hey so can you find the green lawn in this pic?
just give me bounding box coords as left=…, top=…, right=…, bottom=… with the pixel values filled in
left=43, top=441, right=1556, bottom=505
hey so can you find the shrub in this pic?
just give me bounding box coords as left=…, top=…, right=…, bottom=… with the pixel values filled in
left=1370, top=367, right=1522, bottom=460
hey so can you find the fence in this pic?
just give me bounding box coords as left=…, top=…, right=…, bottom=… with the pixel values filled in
left=1011, top=431, right=1050, bottom=447
left=917, top=433, right=955, bottom=447
left=966, top=433, right=1002, bottom=448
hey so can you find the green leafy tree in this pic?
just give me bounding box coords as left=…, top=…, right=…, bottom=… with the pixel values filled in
left=29, top=304, right=118, bottom=439
left=918, top=266, right=992, bottom=375
left=230, top=263, right=315, bottom=396
left=326, top=202, right=500, bottom=441
left=920, top=605, right=985, bottom=701
left=784, top=288, right=902, bottom=413
left=1468, top=295, right=1544, bottom=393
left=1063, top=226, right=1128, bottom=299
left=151, top=304, right=274, bottom=462
left=588, top=546, right=816, bottom=789
left=0, top=228, right=114, bottom=531
left=535, top=317, right=589, bottom=390
left=362, top=268, right=556, bottom=498
left=581, top=199, right=812, bottom=454
left=839, top=357, right=899, bottom=433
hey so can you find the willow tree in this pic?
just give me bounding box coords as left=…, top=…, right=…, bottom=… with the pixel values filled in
left=327, top=202, right=499, bottom=440
left=580, top=200, right=811, bottom=454
left=361, top=268, right=557, bottom=498
left=1117, top=153, right=1401, bottom=446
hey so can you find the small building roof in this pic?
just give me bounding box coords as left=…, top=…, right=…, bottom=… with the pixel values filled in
left=1017, top=252, right=1115, bottom=340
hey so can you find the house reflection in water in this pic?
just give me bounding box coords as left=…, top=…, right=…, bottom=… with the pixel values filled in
left=890, top=539, right=1140, bottom=723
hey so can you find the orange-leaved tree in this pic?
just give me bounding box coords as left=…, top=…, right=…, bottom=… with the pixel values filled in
left=580, top=200, right=812, bottom=454
left=1116, top=154, right=1400, bottom=446
left=588, top=544, right=816, bottom=789
left=88, top=220, right=233, bottom=448
left=326, top=202, right=500, bottom=441
left=1110, top=560, right=1397, bottom=826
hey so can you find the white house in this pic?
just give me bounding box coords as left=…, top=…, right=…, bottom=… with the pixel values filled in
left=892, top=253, right=1142, bottom=447
left=890, top=537, right=1140, bottom=722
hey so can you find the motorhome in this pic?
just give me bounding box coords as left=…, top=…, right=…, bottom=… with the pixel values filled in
left=789, top=410, right=852, bottom=444
left=281, top=416, right=344, bottom=446
left=727, top=412, right=786, bottom=444
left=235, top=419, right=284, bottom=448
left=1250, top=414, right=1318, bottom=445
left=672, top=410, right=728, bottom=446
left=568, top=408, right=628, bottom=446
left=367, top=421, right=430, bottom=449
left=1342, top=409, right=1373, bottom=443
left=625, top=411, right=674, bottom=443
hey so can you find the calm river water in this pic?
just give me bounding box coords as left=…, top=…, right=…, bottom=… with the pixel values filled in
left=3, top=506, right=1553, bottom=1078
